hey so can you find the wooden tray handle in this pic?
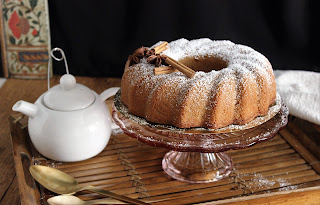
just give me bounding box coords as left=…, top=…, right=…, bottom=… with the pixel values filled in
left=9, top=115, right=41, bottom=205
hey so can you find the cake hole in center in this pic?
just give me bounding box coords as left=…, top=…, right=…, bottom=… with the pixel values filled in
left=179, top=56, right=228, bottom=72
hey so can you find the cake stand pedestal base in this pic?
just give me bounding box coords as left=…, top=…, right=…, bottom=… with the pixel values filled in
left=162, top=151, right=233, bottom=183
left=113, top=91, right=289, bottom=183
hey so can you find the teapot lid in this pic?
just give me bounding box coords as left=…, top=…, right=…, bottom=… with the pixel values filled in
left=43, top=74, right=95, bottom=111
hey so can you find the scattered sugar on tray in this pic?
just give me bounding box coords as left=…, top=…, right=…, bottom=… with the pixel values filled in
left=278, top=185, right=298, bottom=191
left=277, top=178, right=292, bottom=187
left=250, top=173, right=276, bottom=188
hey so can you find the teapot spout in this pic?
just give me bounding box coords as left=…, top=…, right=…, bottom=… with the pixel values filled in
left=12, top=100, right=38, bottom=118
left=100, top=87, right=120, bottom=101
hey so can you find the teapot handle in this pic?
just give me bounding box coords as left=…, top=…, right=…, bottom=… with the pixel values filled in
left=47, top=48, right=70, bottom=90
left=100, top=87, right=121, bottom=131
left=100, top=87, right=120, bottom=102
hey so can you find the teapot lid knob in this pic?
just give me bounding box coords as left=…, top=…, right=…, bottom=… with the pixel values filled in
left=60, top=74, right=76, bottom=91
left=44, top=48, right=95, bottom=111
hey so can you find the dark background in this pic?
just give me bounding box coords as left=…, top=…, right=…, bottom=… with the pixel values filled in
left=1, top=0, right=320, bottom=78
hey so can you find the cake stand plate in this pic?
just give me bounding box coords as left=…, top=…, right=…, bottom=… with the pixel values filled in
left=112, top=93, right=289, bottom=183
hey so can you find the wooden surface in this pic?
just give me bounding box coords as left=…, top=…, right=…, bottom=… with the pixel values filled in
left=8, top=107, right=320, bottom=205
left=0, top=76, right=121, bottom=204
left=1, top=76, right=320, bottom=205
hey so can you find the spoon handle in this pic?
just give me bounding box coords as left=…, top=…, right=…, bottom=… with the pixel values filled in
left=89, top=198, right=166, bottom=204
left=88, top=198, right=126, bottom=204
left=83, top=186, right=149, bottom=205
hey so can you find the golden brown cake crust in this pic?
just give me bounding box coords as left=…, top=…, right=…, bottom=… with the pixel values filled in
left=121, top=39, right=276, bottom=129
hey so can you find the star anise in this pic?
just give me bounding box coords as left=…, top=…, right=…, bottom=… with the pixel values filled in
left=128, top=55, right=139, bottom=65
left=134, top=46, right=147, bottom=58
left=145, top=48, right=155, bottom=57
left=129, top=46, right=147, bottom=65
left=147, top=54, right=168, bottom=67
left=128, top=42, right=169, bottom=67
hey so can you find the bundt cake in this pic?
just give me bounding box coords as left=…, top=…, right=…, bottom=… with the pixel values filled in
left=120, top=38, right=276, bottom=129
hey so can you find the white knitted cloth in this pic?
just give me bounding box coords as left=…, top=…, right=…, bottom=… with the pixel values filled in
left=274, top=70, right=320, bottom=125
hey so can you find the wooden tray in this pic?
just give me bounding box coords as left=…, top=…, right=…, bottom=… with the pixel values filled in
left=9, top=106, right=320, bottom=204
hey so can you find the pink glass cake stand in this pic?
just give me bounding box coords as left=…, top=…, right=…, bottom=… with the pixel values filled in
left=112, top=91, right=289, bottom=183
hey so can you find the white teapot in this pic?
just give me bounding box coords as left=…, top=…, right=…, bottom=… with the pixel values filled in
left=12, top=48, right=119, bottom=162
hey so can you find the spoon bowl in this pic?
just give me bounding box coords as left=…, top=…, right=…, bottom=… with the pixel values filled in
left=48, top=195, right=125, bottom=205
left=30, top=165, right=79, bottom=194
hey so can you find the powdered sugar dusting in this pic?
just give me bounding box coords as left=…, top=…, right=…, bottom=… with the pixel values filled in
left=128, top=38, right=274, bottom=90
left=115, top=90, right=281, bottom=133
left=121, top=38, right=276, bottom=129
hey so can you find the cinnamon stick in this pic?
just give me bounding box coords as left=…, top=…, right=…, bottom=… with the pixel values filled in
left=125, top=59, right=130, bottom=69
left=165, top=56, right=196, bottom=78
left=152, top=42, right=168, bottom=54
left=155, top=45, right=168, bottom=54
left=154, top=66, right=178, bottom=75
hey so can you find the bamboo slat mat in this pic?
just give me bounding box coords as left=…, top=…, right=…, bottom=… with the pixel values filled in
left=9, top=113, right=320, bottom=205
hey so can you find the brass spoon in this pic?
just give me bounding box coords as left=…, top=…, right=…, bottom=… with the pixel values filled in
left=48, top=195, right=165, bottom=205
left=48, top=195, right=126, bottom=205
left=30, top=165, right=148, bottom=205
